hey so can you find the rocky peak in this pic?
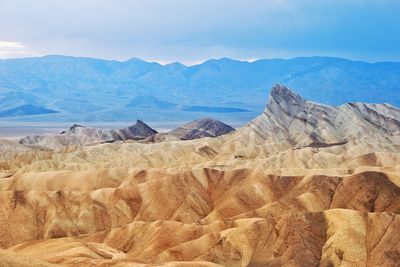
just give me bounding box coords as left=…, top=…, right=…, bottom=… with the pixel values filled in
left=68, top=124, right=84, bottom=131
left=266, top=84, right=307, bottom=117
left=245, top=84, right=400, bottom=146
left=269, top=84, right=305, bottom=104
left=169, top=118, right=235, bottom=140
left=61, top=124, right=85, bottom=134
left=189, top=118, right=234, bottom=133
left=135, top=119, right=146, bottom=126
left=120, top=120, right=157, bottom=139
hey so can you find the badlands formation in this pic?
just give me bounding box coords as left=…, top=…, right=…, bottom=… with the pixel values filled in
left=18, top=117, right=235, bottom=150
left=0, top=85, right=400, bottom=266
left=19, top=120, right=158, bottom=150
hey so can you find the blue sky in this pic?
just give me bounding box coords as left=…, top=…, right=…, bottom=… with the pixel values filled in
left=0, top=0, right=399, bottom=64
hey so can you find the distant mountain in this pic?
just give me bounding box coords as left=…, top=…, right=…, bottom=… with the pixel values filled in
left=0, top=104, right=59, bottom=117
left=126, top=96, right=177, bottom=109
left=182, top=106, right=250, bottom=113
left=0, top=92, right=42, bottom=110
left=126, top=96, right=249, bottom=113
left=0, top=55, right=399, bottom=124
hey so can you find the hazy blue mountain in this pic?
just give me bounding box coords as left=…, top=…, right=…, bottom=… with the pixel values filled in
left=182, top=106, right=250, bottom=113
left=0, top=55, right=399, bottom=125
left=126, top=96, right=177, bottom=109
left=0, top=104, right=59, bottom=117
left=0, top=92, right=43, bottom=110
left=126, top=96, right=250, bottom=113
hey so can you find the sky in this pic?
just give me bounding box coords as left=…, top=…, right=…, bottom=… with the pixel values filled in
left=0, top=0, right=399, bottom=64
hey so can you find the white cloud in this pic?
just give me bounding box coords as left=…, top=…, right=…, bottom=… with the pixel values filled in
left=0, top=41, right=38, bottom=58
left=0, top=41, right=24, bottom=49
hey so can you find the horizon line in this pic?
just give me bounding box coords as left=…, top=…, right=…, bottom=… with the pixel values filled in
left=1, top=54, right=399, bottom=67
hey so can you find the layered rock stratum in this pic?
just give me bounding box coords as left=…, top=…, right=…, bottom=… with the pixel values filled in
left=0, top=84, right=399, bottom=266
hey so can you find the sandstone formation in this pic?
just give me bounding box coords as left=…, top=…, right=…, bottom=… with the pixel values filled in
left=0, top=84, right=399, bottom=266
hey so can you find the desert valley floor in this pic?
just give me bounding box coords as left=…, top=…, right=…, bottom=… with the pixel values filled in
left=0, top=85, right=400, bottom=266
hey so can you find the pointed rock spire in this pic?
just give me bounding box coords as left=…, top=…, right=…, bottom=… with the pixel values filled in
left=120, top=120, right=157, bottom=140
left=266, top=84, right=307, bottom=117
left=269, top=84, right=305, bottom=104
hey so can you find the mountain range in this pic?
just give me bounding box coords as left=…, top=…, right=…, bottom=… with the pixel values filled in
left=0, top=55, right=399, bottom=125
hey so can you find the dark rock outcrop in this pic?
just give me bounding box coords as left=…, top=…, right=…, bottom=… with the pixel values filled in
left=119, top=120, right=158, bottom=140
left=169, top=118, right=235, bottom=140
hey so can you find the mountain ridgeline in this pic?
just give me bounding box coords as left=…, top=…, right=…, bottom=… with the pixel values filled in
left=19, top=117, right=236, bottom=149
left=0, top=55, right=399, bottom=124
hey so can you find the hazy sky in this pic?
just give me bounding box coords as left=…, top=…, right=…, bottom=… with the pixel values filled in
left=0, top=0, right=399, bottom=64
